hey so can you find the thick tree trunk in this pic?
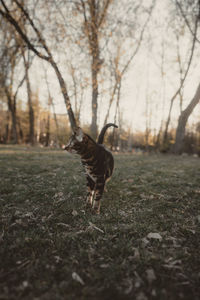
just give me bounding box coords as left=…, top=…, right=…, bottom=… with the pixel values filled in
left=172, top=82, right=200, bottom=154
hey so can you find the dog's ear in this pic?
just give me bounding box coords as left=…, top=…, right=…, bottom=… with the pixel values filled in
left=74, top=127, right=84, bottom=142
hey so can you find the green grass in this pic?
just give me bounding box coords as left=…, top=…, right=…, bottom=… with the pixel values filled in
left=0, top=145, right=200, bottom=299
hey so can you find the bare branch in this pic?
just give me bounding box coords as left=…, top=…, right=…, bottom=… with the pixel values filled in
left=163, top=11, right=199, bottom=142
left=176, top=0, right=200, bottom=44
left=104, top=0, right=156, bottom=125
left=0, top=0, right=50, bottom=60
left=0, top=0, right=77, bottom=130
left=98, top=0, right=112, bottom=28
left=13, top=0, right=52, bottom=58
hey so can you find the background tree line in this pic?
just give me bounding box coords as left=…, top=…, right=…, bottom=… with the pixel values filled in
left=0, top=0, right=200, bottom=154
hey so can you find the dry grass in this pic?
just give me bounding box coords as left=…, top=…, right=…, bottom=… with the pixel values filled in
left=0, top=145, right=200, bottom=299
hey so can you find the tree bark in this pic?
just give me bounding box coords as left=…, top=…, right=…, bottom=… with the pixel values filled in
left=17, top=117, right=23, bottom=142
left=91, top=62, right=99, bottom=139
left=163, top=11, right=198, bottom=145
left=103, top=5, right=154, bottom=127
left=0, top=0, right=77, bottom=130
left=80, top=0, right=111, bottom=139
left=45, top=112, right=50, bottom=147
left=10, top=106, right=18, bottom=143
left=5, top=110, right=10, bottom=143
left=89, top=0, right=101, bottom=139
left=49, top=58, right=77, bottom=130
left=172, top=82, right=200, bottom=154
left=22, top=51, right=35, bottom=145
left=5, top=89, right=18, bottom=143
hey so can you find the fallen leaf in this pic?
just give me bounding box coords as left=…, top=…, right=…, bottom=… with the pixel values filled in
left=128, top=179, right=134, bottom=183
left=22, top=281, right=29, bottom=288
left=118, top=210, right=127, bottom=216
left=126, top=191, right=132, bottom=196
left=72, top=272, right=84, bottom=285
left=146, top=268, right=156, bottom=284
left=72, top=210, right=78, bottom=216
left=100, top=264, right=109, bottom=268
left=140, top=193, right=146, bottom=199
left=147, top=232, right=162, bottom=241
left=54, top=256, right=62, bottom=263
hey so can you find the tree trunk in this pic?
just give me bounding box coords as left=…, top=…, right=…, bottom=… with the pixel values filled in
left=50, top=97, right=60, bottom=146
left=17, top=117, right=23, bottom=142
left=0, top=1, right=77, bottom=131
left=172, top=82, right=200, bottom=154
left=4, top=110, right=10, bottom=143
left=104, top=80, right=118, bottom=126
left=163, top=15, right=198, bottom=146
left=49, top=59, right=77, bottom=130
left=10, top=107, right=18, bottom=143
left=45, top=113, right=50, bottom=147
left=5, top=90, right=18, bottom=143
left=89, top=1, right=101, bottom=139
left=80, top=0, right=109, bottom=139
left=91, top=62, right=99, bottom=139
left=22, top=51, right=35, bottom=145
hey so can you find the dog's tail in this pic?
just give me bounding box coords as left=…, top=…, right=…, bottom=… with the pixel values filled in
left=97, top=123, right=118, bottom=144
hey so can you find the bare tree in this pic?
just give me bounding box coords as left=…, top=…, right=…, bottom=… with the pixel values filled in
left=0, top=19, right=25, bottom=143
left=173, top=82, right=200, bottom=154
left=103, top=3, right=155, bottom=126
left=76, top=0, right=112, bottom=138
left=21, top=49, right=35, bottom=145
left=68, top=63, right=85, bottom=124
left=175, top=0, right=200, bottom=44
left=0, top=0, right=77, bottom=130
left=170, top=0, right=200, bottom=153
left=44, top=68, right=60, bottom=146
left=155, top=38, right=166, bottom=149
left=163, top=13, right=198, bottom=145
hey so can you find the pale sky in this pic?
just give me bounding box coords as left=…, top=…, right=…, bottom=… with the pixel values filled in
left=17, top=0, right=200, bottom=133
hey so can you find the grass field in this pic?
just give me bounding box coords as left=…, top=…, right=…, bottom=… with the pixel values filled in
left=0, top=145, right=200, bottom=300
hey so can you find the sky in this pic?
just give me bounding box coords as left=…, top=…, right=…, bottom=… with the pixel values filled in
left=17, top=0, right=200, bottom=133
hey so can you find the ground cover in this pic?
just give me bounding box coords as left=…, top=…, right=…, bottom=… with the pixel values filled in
left=0, top=146, right=200, bottom=299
